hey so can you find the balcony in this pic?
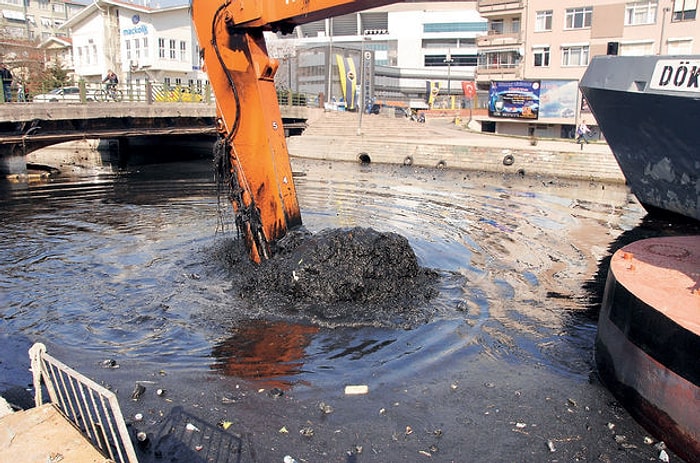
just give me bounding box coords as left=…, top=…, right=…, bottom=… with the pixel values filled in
left=476, top=30, right=522, bottom=48
left=476, top=50, right=522, bottom=83
left=477, top=0, right=524, bottom=15
left=475, top=64, right=522, bottom=84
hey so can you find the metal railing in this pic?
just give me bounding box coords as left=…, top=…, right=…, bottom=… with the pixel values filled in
left=29, top=343, right=138, bottom=463
left=22, top=81, right=318, bottom=107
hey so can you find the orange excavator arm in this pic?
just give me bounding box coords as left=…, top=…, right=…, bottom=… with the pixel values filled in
left=191, top=0, right=401, bottom=262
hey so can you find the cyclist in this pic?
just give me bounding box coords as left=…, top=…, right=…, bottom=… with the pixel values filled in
left=102, top=70, right=119, bottom=97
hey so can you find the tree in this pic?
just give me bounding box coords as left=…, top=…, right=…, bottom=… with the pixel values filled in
left=38, top=62, right=71, bottom=91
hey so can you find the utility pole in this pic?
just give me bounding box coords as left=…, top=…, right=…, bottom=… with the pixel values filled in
left=444, top=50, right=454, bottom=109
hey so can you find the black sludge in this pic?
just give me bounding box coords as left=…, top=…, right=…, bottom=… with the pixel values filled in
left=241, top=227, right=439, bottom=328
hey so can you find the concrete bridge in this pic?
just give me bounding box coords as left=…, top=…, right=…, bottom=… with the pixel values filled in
left=0, top=101, right=309, bottom=175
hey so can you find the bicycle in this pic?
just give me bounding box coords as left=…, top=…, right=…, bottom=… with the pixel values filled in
left=93, top=85, right=123, bottom=102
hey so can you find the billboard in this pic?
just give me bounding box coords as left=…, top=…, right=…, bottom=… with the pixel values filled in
left=538, top=80, right=578, bottom=120
left=488, top=80, right=540, bottom=119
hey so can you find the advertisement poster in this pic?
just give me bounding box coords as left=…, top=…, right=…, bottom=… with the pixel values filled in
left=538, top=80, right=578, bottom=120
left=488, top=80, right=540, bottom=119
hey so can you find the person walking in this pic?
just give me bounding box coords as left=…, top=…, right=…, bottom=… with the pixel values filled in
left=16, top=81, right=25, bottom=102
left=0, top=63, right=12, bottom=103
left=576, top=120, right=591, bottom=149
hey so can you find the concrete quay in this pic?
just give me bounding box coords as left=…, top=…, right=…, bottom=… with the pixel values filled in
left=287, top=109, right=626, bottom=183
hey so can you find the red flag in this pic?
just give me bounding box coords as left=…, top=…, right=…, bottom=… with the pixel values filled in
left=461, top=81, right=476, bottom=99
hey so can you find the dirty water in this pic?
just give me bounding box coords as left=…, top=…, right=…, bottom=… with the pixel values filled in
left=1, top=157, right=696, bottom=462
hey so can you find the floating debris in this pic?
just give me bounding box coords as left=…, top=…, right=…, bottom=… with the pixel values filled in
left=546, top=439, right=556, bottom=452
left=319, top=402, right=334, bottom=414
left=131, top=383, right=146, bottom=401
left=101, top=359, right=118, bottom=369
left=345, top=385, right=369, bottom=395
left=136, top=431, right=149, bottom=448
left=185, top=423, right=200, bottom=432
left=268, top=388, right=284, bottom=398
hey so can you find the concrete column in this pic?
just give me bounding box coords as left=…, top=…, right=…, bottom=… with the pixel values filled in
left=0, top=145, right=27, bottom=176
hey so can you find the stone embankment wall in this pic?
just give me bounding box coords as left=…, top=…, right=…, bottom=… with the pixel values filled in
left=287, top=109, right=626, bottom=183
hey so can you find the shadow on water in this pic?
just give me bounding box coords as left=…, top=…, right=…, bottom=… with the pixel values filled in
left=582, top=212, right=700, bottom=313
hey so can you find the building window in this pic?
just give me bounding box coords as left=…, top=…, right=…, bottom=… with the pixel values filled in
left=143, top=37, right=148, bottom=58
left=672, top=0, right=696, bottom=21
left=158, top=38, right=165, bottom=58
left=490, top=19, right=504, bottom=34
left=478, top=50, right=521, bottom=69
left=511, top=18, right=521, bottom=33
left=619, top=41, right=654, bottom=55
left=125, top=40, right=131, bottom=60
left=533, top=47, right=550, bottom=67
left=561, top=45, right=589, bottom=66
left=423, top=22, right=488, bottom=33
left=535, top=10, right=553, bottom=31
left=179, top=41, right=186, bottom=61
left=134, top=38, right=140, bottom=59
left=424, top=54, right=477, bottom=67
left=667, top=38, right=692, bottom=53
left=625, top=1, right=658, bottom=25
left=565, top=7, right=593, bottom=29
left=169, top=39, right=176, bottom=59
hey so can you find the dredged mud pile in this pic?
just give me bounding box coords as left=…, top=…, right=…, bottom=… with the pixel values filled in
left=229, top=227, right=439, bottom=328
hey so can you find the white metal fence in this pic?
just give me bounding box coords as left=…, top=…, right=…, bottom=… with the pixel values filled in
left=29, top=343, right=138, bottom=463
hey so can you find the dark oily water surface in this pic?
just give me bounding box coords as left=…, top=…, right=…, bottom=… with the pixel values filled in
left=1, top=158, right=695, bottom=462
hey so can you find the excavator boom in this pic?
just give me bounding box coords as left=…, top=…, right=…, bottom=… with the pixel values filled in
left=191, top=0, right=401, bottom=262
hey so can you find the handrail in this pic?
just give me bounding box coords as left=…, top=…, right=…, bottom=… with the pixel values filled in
left=29, top=343, right=138, bottom=463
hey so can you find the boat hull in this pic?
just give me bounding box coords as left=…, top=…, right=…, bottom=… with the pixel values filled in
left=580, top=56, right=700, bottom=221
left=596, top=236, right=699, bottom=462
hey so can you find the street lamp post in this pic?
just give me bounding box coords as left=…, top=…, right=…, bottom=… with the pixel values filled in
left=444, top=50, right=454, bottom=109
left=357, top=36, right=370, bottom=135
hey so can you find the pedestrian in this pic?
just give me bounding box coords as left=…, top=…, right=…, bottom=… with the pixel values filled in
left=576, top=120, right=591, bottom=148
left=16, top=81, right=25, bottom=102
left=0, top=63, right=13, bottom=103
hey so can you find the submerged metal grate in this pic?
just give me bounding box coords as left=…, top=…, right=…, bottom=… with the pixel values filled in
left=29, top=343, right=138, bottom=463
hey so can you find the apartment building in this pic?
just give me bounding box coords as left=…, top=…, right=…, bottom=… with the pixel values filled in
left=1, top=0, right=84, bottom=42
left=476, top=0, right=699, bottom=138
left=59, top=0, right=207, bottom=88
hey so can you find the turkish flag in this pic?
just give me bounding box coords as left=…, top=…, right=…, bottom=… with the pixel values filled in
left=461, top=81, right=476, bottom=99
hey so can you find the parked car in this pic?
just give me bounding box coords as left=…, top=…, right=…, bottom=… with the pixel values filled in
left=33, top=86, right=88, bottom=103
